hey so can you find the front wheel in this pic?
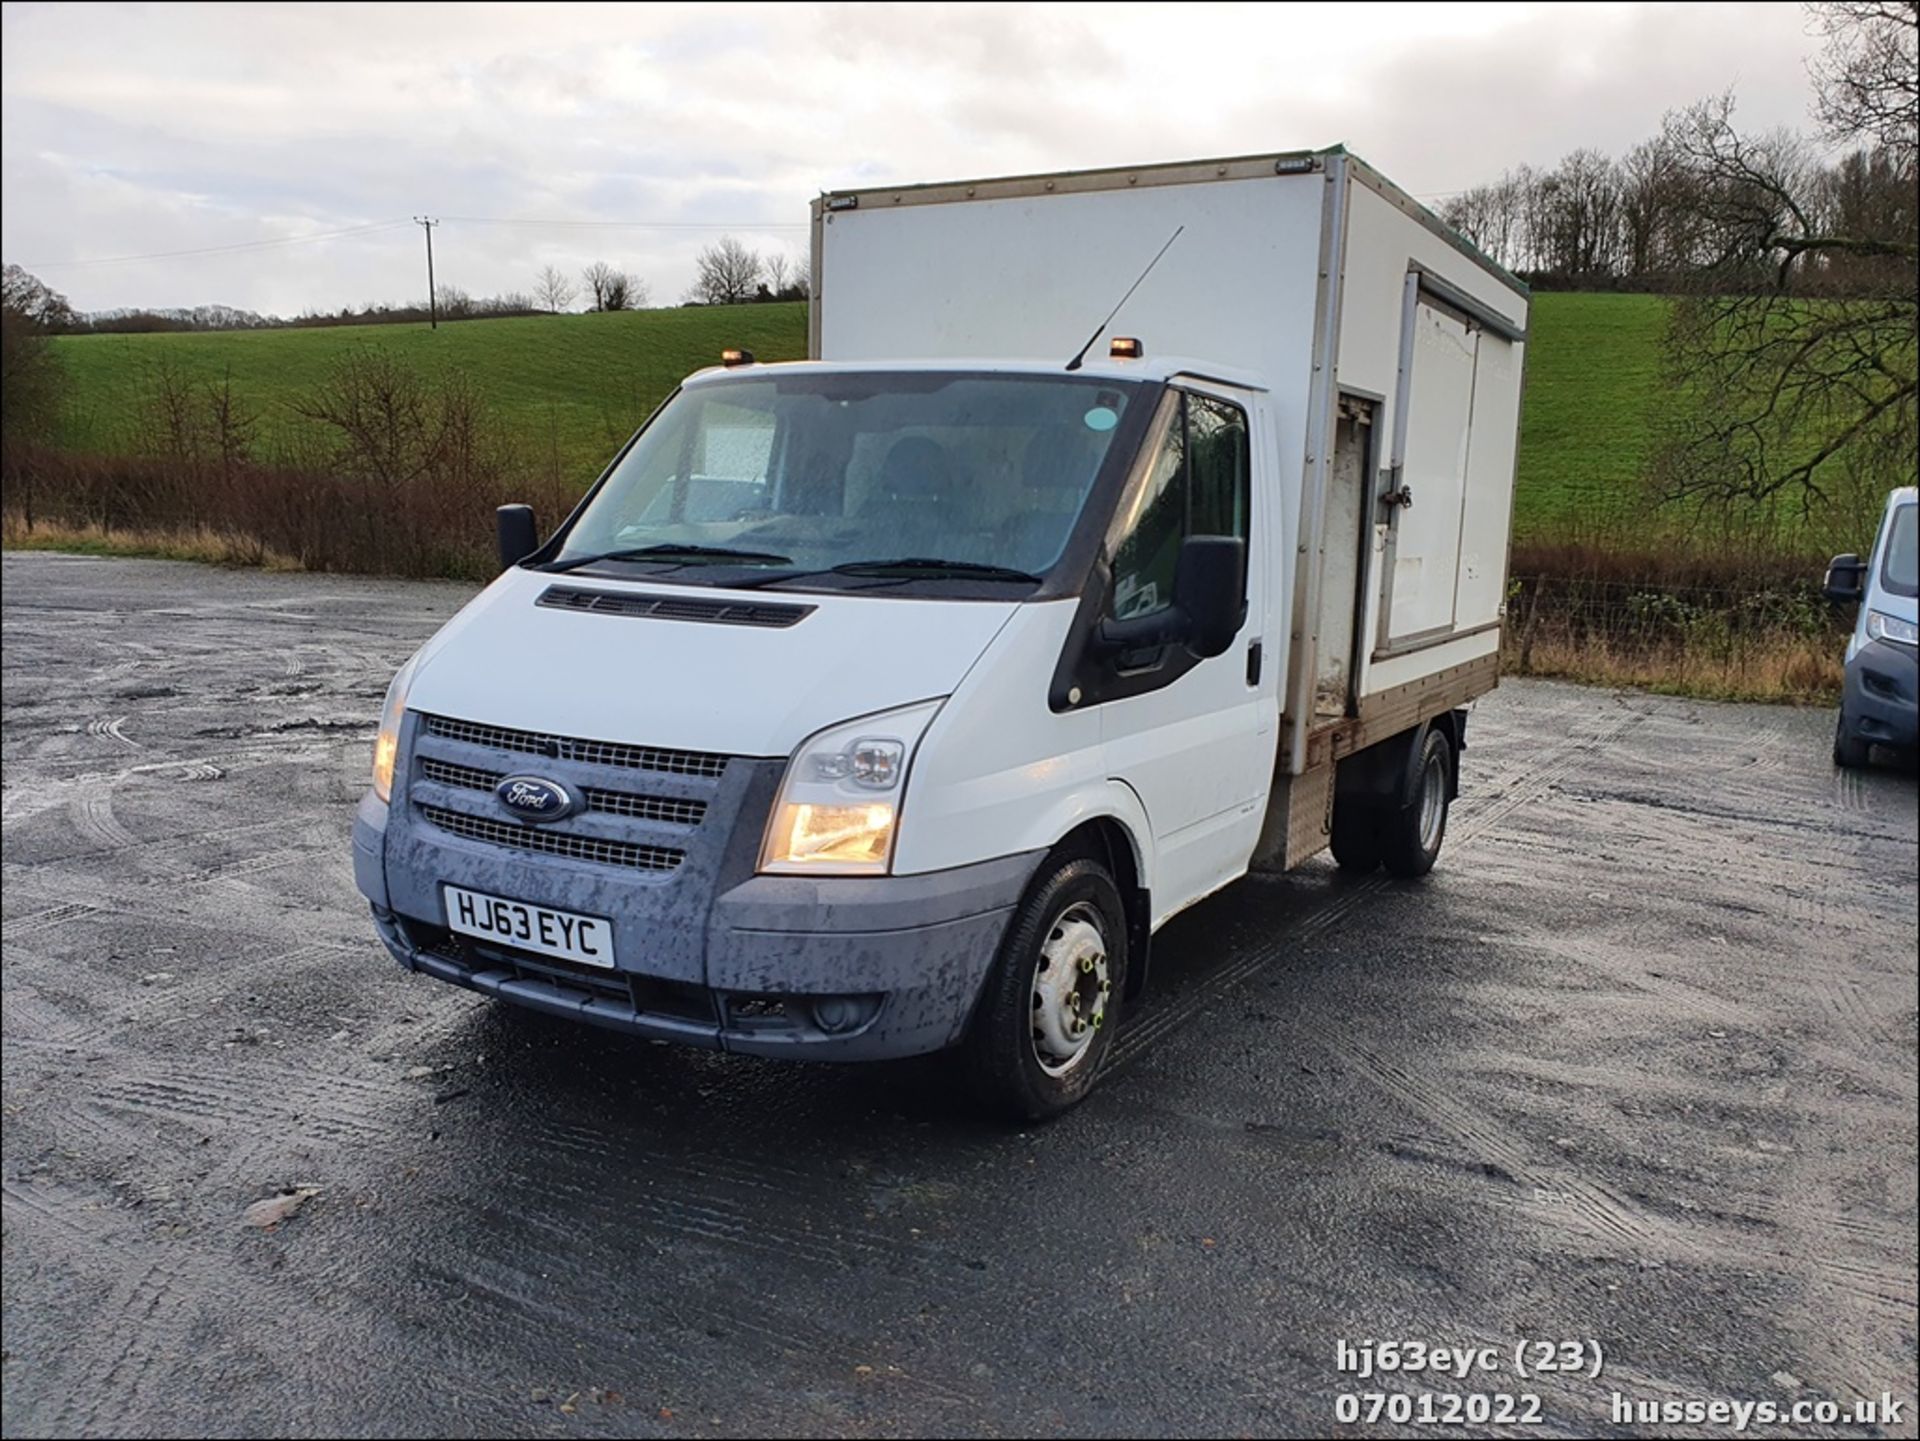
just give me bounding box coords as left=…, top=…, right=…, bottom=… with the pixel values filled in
left=1380, top=728, right=1453, bottom=879
left=1833, top=710, right=1871, bottom=769
left=964, top=855, right=1129, bottom=1122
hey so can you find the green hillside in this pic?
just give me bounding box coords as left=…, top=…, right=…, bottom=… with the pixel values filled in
left=51, top=303, right=812, bottom=485
left=48, top=294, right=1657, bottom=541
left=1511, top=292, right=1667, bottom=541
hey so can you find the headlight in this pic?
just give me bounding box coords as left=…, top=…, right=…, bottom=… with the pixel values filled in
left=759, top=700, right=943, bottom=875
left=1866, top=610, right=1918, bottom=647
left=371, top=653, right=420, bottom=802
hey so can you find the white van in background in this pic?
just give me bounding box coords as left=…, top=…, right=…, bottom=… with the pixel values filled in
left=352, top=148, right=1531, bottom=1117
left=1826, top=487, right=1919, bottom=768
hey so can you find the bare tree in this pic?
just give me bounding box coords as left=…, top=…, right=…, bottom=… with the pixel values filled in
left=1811, top=1, right=1919, bottom=163
left=434, top=283, right=473, bottom=319
left=534, top=264, right=577, bottom=313
left=581, top=261, right=622, bottom=312
left=1653, top=86, right=1917, bottom=528
left=1, top=266, right=72, bottom=481
left=764, top=253, right=792, bottom=297
left=600, top=271, right=649, bottom=311
left=691, top=236, right=762, bottom=305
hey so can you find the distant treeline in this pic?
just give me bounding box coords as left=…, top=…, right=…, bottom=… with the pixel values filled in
left=43, top=234, right=811, bottom=335
left=1450, top=135, right=1912, bottom=296
left=65, top=289, right=549, bottom=336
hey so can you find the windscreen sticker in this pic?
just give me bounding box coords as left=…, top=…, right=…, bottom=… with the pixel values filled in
left=1084, top=406, right=1118, bottom=432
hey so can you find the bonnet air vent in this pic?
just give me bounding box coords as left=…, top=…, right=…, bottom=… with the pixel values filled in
left=536, top=585, right=814, bottom=629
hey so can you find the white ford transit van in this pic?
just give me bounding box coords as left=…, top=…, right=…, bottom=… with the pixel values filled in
left=352, top=149, right=1531, bottom=1116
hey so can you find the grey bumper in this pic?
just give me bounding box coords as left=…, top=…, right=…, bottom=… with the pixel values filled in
left=706, top=856, right=1039, bottom=1060
left=1843, top=637, right=1918, bottom=751
left=358, top=765, right=1040, bottom=1061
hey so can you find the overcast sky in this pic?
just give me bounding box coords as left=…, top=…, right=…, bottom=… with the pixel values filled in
left=2, top=1, right=1830, bottom=317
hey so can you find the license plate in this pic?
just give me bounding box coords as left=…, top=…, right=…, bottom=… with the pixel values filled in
left=442, top=885, right=613, bottom=969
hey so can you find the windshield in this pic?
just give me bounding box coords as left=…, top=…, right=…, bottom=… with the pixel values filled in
left=1880, top=503, right=1917, bottom=599
left=555, top=372, right=1148, bottom=586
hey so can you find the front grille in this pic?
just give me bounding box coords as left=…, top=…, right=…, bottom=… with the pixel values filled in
left=423, top=714, right=730, bottom=779
left=419, top=757, right=708, bottom=827
left=422, top=928, right=718, bottom=1024
left=422, top=805, right=683, bottom=872
left=538, top=585, right=814, bottom=629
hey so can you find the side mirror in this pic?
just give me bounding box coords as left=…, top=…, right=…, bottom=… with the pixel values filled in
left=1097, top=535, right=1247, bottom=662
left=1823, top=553, right=1866, bottom=605
left=1171, top=535, right=1247, bottom=659
left=497, top=504, right=539, bottom=572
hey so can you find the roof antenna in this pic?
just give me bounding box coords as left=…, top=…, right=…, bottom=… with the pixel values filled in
left=1065, top=225, right=1184, bottom=371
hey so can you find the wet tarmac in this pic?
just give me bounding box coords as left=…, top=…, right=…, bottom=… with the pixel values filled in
left=2, top=552, right=1915, bottom=1438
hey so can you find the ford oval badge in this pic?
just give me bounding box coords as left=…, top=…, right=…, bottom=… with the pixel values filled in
left=496, top=775, right=575, bottom=823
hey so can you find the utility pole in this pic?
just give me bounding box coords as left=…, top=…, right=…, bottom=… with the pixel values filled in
left=413, top=216, right=439, bottom=329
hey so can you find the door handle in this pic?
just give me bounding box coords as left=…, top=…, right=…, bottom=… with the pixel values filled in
left=1246, top=639, right=1263, bottom=686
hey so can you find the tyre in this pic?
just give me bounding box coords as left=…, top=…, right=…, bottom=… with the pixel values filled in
left=1380, top=728, right=1453, bottom=879
left=1329, top=800, right=1384, bottom=874
left=1832, top=709, right=1871, bottom=769
left=964, top=854, right=1129, bottom=1122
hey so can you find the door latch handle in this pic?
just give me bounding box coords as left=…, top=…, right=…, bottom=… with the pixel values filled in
left=1383, top=485, right=1414, bottom=510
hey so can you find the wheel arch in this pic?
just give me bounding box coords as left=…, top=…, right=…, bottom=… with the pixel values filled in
left=1044, top=811, right=1153, bottom=1001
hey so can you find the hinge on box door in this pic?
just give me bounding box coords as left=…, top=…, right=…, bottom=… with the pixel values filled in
left=1337, top=395, right=1374, bottom=424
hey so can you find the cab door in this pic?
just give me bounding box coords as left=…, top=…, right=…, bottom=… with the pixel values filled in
left=1096, top=382, right=1277, bottom=921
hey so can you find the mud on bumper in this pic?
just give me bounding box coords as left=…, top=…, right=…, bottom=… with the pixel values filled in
left=359, top=791, right=1039, bottom=1062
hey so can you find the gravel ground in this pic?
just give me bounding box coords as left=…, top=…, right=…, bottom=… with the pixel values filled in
left=2, top=551, right=1915, bottom=1440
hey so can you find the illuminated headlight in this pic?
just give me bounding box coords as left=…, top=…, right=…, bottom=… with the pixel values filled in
left=371, top=653, right=420, bottom=802
left=1866, top=610, right=1918, bottom=647
left=759, top=700, right=943, bottom=875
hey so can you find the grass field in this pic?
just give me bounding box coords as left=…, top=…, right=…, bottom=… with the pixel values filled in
left=35, top=291, right=1812, bottom=552
left=1509, top=292, right=1668, bottom=541
left=50, top=303, right=812, bottom=485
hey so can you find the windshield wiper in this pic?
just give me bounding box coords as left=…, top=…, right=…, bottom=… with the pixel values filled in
left=544, top=543, right=793, bottom=574
left=831, top=557, right=1043, bottom=582
left=733, top=556, right=1043, bottom=589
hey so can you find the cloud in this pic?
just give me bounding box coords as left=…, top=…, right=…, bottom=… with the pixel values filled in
left=1, top=1, right=1821, bottom=315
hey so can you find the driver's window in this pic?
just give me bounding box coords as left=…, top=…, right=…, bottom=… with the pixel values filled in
left=1109, top=391, right=1249, bottom=620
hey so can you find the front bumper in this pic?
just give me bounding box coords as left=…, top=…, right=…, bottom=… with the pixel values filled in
left=1843, top=637, right=1919, bottom=751
left=355, top=767, right=1039, bottom=1061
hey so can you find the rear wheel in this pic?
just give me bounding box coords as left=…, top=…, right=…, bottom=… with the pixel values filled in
left=964, top=855, right=1129, bottom=1122
left=1833, top=710, right=1871, bottom=769
left=1380, top=729, right=1453, bottom=879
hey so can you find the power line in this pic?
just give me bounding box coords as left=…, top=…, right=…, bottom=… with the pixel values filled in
left=19, top=218, right=415, bottom=271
